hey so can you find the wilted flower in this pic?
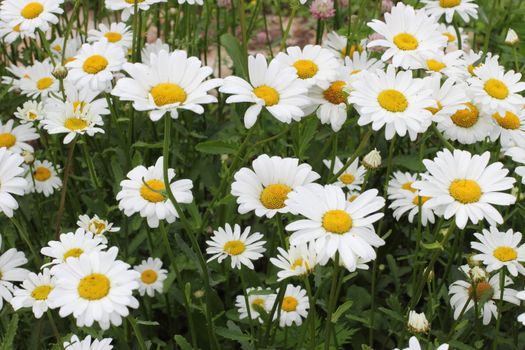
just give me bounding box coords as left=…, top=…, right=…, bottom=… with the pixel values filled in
left=310, top=0, right=335, bottom=20
left=407, top=310, right=430, bottom=334
left=362, top=148, right=381, bottom=169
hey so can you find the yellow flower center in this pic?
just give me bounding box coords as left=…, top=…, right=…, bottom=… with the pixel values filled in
left=484, top=79, right=509, bottom=100
left=378, top=89, right=408, bottom=112
left=223, top=240, right=246, bottom=256
left=292, top=59, right=319, bottom=79
left=28, top=112, right=38, bottom=120
left=347, top=194, right=358, bottom=202
left=427, top=101, right=443, bottom=115
left=449, top=179, right=482, bottom=204
left=468, top=64, right=481, bottom=76
left=323, top=80, right=348, bottom=104
left=468, top=281, right=493, bottom=301
left=52, top=44, right=62, bottom=52
left=82, top=55, right=109, bottom=74
left=63, top=248, right=84, bottom=260
left=440, top=0, right=461, bottom=8
left=443, top=32, right=456, bottom=42
left=322, top=209, right=352, bottom=234
left=104, top=32, right=123, bottom=43
left=31, top=285, right=53, bottom=300
left=260, top=184, right=292, bottom=209
left=339, top=173, right=355, bottom=185
left=493, top=246, right=518, bottom=262
left=291, top=258, right=311, bottom=272
left=493, top=111, right=521, bottom=130
left=36, top=77, right=53, bottom=90
left=393, top=33, right=419, bottom=51
left=340, top=44, right=363, bottom=58
left=251, top=298, right=265, bottom=308
left=64, top=117, right=88, bottom=131
left=21, top=2, right=44, bottom=19
left=253, top=85, right=280, bottom=106
left=140, top=269, right=158, bottom=284
left=451, top=102, right=479, bottom=128
left=125, top=0, right=145, bottom=3
left=281, top=296, right=298, bottom=312
left=91, top=221, right=107, bottom=235
left=412, top=196, right=431, bottom=205
left=33, top=166, right=51, bottom=181
left=73, top=101, right=87, bottom=112
left=0, top=133, right=16, bottom=148
left=401, top=182, right=416, bottom=192
left=13, top=24, right=21, bottom=32
left=77, top=273, right=110, bottom=300
left=140, top=179, right=166, bottom=203
left=64, top=57, right=76, bottom=65
left=426, top=59, right=446, bottom=72
left=150, top=83, right=187, bottom=106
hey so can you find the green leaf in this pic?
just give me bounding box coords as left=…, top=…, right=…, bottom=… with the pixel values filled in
left=392, top=154, right=425, bottom=172
left=132, top=141, right=163, bottom=149
left=136, top=319, right=160, bottom=326
left=421, top=241, right=443, bottom=250
left=1, top=313, right=18, bottom=350
left=174, top=335, right=196, bottom=350
left=195, top=139, right=239, bottom=155
left=220, top=33, right=247, bottom=78
left=215, top=326, right=251, bottom=342
left=331, top=300, right=353, bottom=323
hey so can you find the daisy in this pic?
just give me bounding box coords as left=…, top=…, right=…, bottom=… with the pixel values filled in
left=0, top=0, right=64, bottom=33
left=219, top=54, right=310, bottom=128
left=413, top=149, right=516, bottom=229
left=134, top=257, right=167, bottom=297
left=471, top=227, right=525, bottom=277
left=63, top=335, right=113, bottom=350
left=235, top=287, right=272, bottom=323
left=422, top=0, right=478, bottom=24
left=40, top=101, right=105, bottom=144
left=19, top=60, right=58, bottom=98
left=0, top=119, right=38, bottom=154
left=206, top=223, right=266, bottom=270
left=439, top=24, right=468, bottom=51
left=0, top=19, right=35, bottom=44
left=0, top=236, right=29, bottom=310
left=1, top=64, right=30, bottom=91
left=52, top=82, right=110, bottom=118
left=285, top=184, right=385, bottom=272
left=489, top=108, right=525, bottom=148
left=48, top=247, right=140, bottom=330
left=40, top=228, right=106, bottom=267
left=88, top=22, right=132, bottom=51
left=367, top=3, right=447, bottom=69
left=422, top=75, right=468, bottom=120
left=421, top=50, right=466, bottom=79
left=388, top=171, right=419, bottom=200
left=112, top=50, right=221, bottom=121
left=141, top=39, right=170, bottom=64
left=231, top=154, right=320, bottom=218
left=323, top=157, right=366, bottom=192
left=449, top=265, right=519, bottom=325
left=343, top=51, right=384, bottom=77
left=270, top=243, right=317, bottom=281
left=26, top=159, right=62, bottom=197
left=0, top=149, right=28, bottom=217
left=462, top=50, right=487, bottom=77
left=50, top=35, right=82, bottom=65
left=267, top=284, right=309, bottom=327
left=395, top=336, right=449, bottom=350
left=389, top=189, right=436, bottom=226
left=104, top=0, right=167, bottom=21
left=77, top=214, right=119, bottom=244
left=66, top=39, right=126, bottom=91
left=14, top=100, right=45, bottom=123
left=10, top=268, right=55, bottom=318
left=324, top=31, right=365, bottom=60
left=116, top=156, right=193, bottom=228
left=275, top=45, right=339, bottom=88
left=468, top=56, right=525, bottom=113
left=349, top=65, right=434, bottom=141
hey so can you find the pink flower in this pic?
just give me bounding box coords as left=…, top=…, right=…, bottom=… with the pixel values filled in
left=310, top=0, right=336, bottom=20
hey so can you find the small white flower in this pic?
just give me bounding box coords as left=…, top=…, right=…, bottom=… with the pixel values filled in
left=0, top=236, right=29, bottom=310
left=26, top=159, right=62, bottom=197
left=63, top=335, right=113, bottom=350
left=0, top=119, right=39, bottom=154
left=270, top=243, right=317, bottom=281
left=323, top=156, right=366, bottom=192
left=235, top=287, right=272, bottom=323
left=14, top=100, right=45, bottom=123
left=134, top=257, right=168, bottom=297
left=267, top=284, right=309, bottom=327
left=77, top=214, right=119, bottom=244
left=10, top=268, right=55, bottom=318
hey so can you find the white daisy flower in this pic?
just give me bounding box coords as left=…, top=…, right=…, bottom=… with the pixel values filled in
left=267, top=284, right=309, bottom=327
left=439, top=24, right=468, bottom=52
left=14, top=100, right=45, bottom=123
left=0, top=119, right=38, bottom=154
left=343, top=51, right=384, bottom=76
left=423, top=75, right=469, bottom=120
left=66, top=39, right=126, bottom=91
left=19, top=60, right=58, bottom=98
left=141, top=39, right=170, bottom=64
left=87, top=22, right=132, bottom=50
left=422, top=0, right=478, bottom=24
left=134, top=257, right=167, bottom=297
left=462, top=50, right=491, bottom=77
left=52, top=82, right=110, bottom=117
left=270, top=243, right=317, bottom=281
left=323, top=31, right=365, bottom=60
left=206, top=223, right=266, bottom=270
left=104, top=0, right=167, bottom=21
left=0, top=149, right=28, bottom=217
left=413, top=149, right=516, bottom=229
left=0, top=19, right=35, bottom=44
left=285, top=184, right=385, bottom=272
left=449, top=265, right=519, bottom=325
left=26, top=159, right=62, bottom=197
left=63, top=335, right=113, bottom=350
left=489, top=108, right=525, bottom=149
left=395, top=336, right=449, bottom=350
left=421, top=50, right=466, bottom=79
left=116, top=156, right=193, bottom=228
left=468, top=56, right=525, bottom=113
left=349, top=65, right=434, bottom=141
left=275, top=45, right=339, bottom=88
left=235, top=287, right=272, bottom=323
left=219, top=54, right=310, bottom=129
left=41, top=101, right=105, bottom=144
left=387, top=171, right=419, bottom=200
left=0, top=236, right=29, bottom=310
left=1, top=64, right=30, bottom=91
left=48, top=246, right=140, bottom=330
left=0, top=0, right=64, bottom=33
left=471, top=227, right=525, bottom=277
left=367, top=3, right=447, bottom=69
left=112, top=49, right=221, bottom=122
left=389, top=190, right=436, bottom=226
left=77, top=214, right=119, bottom=244
left=50, top=35, right=82, bottom=65
left=231, top=154, right=320, bottom=218
left=10, top=268, right=55, bottom=318
left=323, top=157, right=366, bottom=192
left=40, top=228, right=106, bottom=267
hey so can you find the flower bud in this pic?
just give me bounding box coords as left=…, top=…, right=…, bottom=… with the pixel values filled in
left=362, top=148, right=381, bottom=169
left=52, top=65, right=68, bottom=80
left=505, top=28, right=519, bottom=46
left=22, top=150, right=34, bottom=165
left=407, top=310, right=430, bottom=334
left=469, top=266, right=488, bottom=283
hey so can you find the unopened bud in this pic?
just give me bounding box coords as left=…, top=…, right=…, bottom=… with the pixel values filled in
left=362, top=148, right=381, bottom=169
left=407, top=310, right=430, bottom=334
left=52, top=65, right=68, bottom=79
left=505, top=28, right=519, bottom=46
left=469, top=266, right=488, bottom=283
left=194, top=290, right=205, bottom=298
left=22, top=150, right=34, bottom=164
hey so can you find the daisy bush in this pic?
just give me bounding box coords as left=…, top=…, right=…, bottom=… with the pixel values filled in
left=1, top=0, right=525, bottom=349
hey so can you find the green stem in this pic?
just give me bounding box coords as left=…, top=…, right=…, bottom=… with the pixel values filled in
left=127, top=316, right=148, bottom=350
left=431, top=124, right=455, bottom=151
left=46, top=311, right=63, bottom=349
left=280, top=7, right=298, bottom=50
left=324, top=255, right=341, bottom=350
left=240, top=268, right=258, bottom=349
left=329, top=129, right=372, bottom=182
left=10, top=216, right=42, bottom=268
left=304, top=276, right=316, bottom=350
left=54, top=137, right=78, bottom=239
left=492, top=270, right=506, bottom=350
